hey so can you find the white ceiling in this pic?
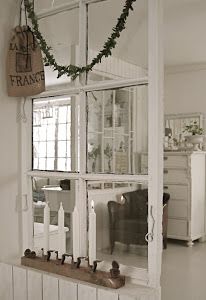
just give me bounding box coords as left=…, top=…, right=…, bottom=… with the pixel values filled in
left=36, top=0, right=206, bottom=72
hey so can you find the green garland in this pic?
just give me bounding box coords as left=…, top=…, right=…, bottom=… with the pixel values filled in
left=24, top=0, right=136, bottom=80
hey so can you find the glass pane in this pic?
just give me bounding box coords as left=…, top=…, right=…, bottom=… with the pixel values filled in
left=87, top=91, right=103, bottom=133
left=47, top=141, right=55, bottom=157
left=47, top=125, right=55, bottom=140
left=33, top=158, right=38, bottom=169
left=34, top=0, right=53, bottom=12
left=65, top=158, right=71, bottom=172
left=39, top=158, right=46, bottom=170
left=33, top=96, right=79, bottom=172
left=33, top=142, right=39, bottom=157
left=58, top=124, right=67, bottom=140
left=39, top=142, right=47, bottom=157
left=104, top=91, right=113, bottom=129
left=58, top=158, right=66, bottom=171
left=115, top=136, right=129, bottom=174
left=59, top=106, right=68, bottom=124
left=87, top=85, right=148, bottom=174
left=67, top=124, right=71, bottom=140
left=115, top=90, right=130, bottom=133
left=66, top=141, right=71, bottom=157
left=87, top=181, right=149, bottom=270
left=46, top=158, right=55, bottom=170
left=33, top=127, right=39, bottom=141
left=38, top=8, right=79, bottom=88
left=39, top=126, right=47, bottom=141
left=87, top=0, right=148, bottom=83
left=58, top=141, right=66, bottom=157
left=104, top=128, right=113, bottom=138
left=32, top=177, right=78, bottom=255
left=35, top=0, right=75, bottom=12
left=104, top=139, right=113, bottom=173
left=87, top=134, right=102, bottom=173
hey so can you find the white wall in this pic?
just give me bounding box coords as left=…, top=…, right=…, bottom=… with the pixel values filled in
left=164, top=67, right=206, bottom=115
left=0, top=0, right=22, bottom=261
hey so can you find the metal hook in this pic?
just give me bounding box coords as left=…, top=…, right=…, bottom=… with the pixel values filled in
left=145, top=205, right=155, bottom=243
left=22, top=194, right=28, bottom=211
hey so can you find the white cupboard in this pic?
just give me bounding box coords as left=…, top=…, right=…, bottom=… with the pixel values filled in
left=164, top=152, right=205, bottom=246
left=141, top=151, right=206, bottom=246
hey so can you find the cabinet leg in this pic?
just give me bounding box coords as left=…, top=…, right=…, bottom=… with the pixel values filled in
left=187, top=240, right=194, bottom=247
left=163, top=238, right=167, bottom=249
left=199, top=236, right=206, bottom=243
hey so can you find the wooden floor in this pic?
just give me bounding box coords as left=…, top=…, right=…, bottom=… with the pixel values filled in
left=161, top=239, right=206, bottom=300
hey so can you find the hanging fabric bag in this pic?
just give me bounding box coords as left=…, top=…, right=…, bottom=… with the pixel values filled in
left=6, top=1, right=45, bottom=97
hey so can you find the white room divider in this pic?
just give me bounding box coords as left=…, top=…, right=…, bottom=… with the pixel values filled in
left=0, top=263, right=157, bottom=300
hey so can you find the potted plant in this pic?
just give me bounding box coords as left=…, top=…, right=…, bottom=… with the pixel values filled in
left=183, top=121, right=204, bottom=151
left=104, top=143, right=113, bottom=172
left=88, top=144, right=100, bottom=172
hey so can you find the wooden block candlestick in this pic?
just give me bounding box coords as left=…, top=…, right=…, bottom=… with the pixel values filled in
left=21, top=250, right=125, bottom=289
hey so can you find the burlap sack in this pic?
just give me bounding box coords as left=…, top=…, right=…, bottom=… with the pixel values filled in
left=7, top=25, right=45, bottom=97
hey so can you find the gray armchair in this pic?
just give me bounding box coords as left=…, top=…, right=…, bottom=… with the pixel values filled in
left=108, top=189, right=170, bottom=254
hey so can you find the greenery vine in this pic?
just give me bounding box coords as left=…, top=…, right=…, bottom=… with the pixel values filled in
left=24, top=0, right=136, bottom=80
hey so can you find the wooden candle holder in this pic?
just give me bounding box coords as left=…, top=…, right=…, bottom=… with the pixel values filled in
left=21, top=255, right=125, bottom=289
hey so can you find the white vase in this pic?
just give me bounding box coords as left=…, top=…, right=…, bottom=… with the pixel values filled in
left=185, top=135, right=203, bottom=151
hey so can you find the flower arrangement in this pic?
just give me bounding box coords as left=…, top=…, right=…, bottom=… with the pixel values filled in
left=88, top=144, right=100, bottom=160
left=104, top=143, right=113, bottom=159
left=88, top=144, right=100, bottom=172
left=104, top=143, right=113, bottom=172
left=183, top=121, right=203, bottom=136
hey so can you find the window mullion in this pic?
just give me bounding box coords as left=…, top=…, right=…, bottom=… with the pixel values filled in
left=78, top=0, right=87, bottom=175
left=79, top=0, right=88, bottom=85
left=78, top=0, right=88, bottom=257
left=78, top=178, right=87, bottom=256
left=54, top=107, right=59, bottom=170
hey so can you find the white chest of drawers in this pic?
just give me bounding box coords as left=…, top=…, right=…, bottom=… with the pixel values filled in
left=164, top=151, right=205, bottom=246
left=141, top=151, right=206, bottom=246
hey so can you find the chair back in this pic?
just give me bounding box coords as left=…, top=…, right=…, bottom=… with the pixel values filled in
left=122, top=189, right=148, bottom=219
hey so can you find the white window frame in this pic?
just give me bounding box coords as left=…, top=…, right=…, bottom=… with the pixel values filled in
left=20, top=0, right=163, bottom=292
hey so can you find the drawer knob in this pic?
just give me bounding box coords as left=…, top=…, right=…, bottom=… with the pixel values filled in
left=164, top=169, right=168, bottom=174
left=164, top=156, right=168, bottom=161
left=164, top=186, right=169, bottom=190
